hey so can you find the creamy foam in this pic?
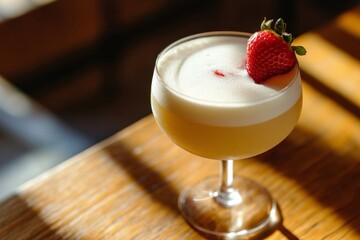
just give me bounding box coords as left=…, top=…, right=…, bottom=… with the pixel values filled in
left=152, top=33, right=302, bottom=126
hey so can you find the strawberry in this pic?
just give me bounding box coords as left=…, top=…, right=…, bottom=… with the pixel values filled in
left=246, top=18, right=306, bottom=83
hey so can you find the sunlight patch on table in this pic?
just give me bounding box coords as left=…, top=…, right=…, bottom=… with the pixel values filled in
left=298, top=82, right=360, bottom=157
left=294, top=33, right=360, bottom=107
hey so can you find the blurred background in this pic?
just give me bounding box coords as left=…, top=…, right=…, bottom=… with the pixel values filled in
left=0, top=0, right=358, bottom=199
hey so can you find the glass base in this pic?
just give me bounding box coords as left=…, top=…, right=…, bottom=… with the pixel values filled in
left=178, top=176, right=281, bottom=239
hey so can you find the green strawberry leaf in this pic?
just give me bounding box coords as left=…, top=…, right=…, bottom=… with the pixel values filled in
left=282, top=32, right=293, bottom=44
left=275, top=18, right=286, bottom=35
left=292, top=46, right=307, bottom=55
left=261, top=18, right=273, bottom=31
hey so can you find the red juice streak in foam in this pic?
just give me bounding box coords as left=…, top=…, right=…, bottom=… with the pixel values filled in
left=214, top=70, right=225, bottom=77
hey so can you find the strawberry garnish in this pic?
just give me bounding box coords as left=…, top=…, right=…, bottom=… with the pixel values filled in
left=246, top=18, right=306, bottom=83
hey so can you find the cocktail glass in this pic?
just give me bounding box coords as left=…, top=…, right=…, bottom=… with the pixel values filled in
left=151, top=32, right=302, bottom=239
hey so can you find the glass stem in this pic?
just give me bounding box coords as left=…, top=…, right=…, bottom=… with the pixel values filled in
left=215, top=160, right=242, bottom=207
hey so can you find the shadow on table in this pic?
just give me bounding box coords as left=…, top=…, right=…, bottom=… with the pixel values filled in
left=103, top=134, right=181, bottom=212
left=103, top=129, right=303, bottom=239
left=104, top=115, right=359, bottom=238
left=300, top=9, right=360, bottom=120
left=317, top=10, right=360, bottom=62
left=257, top=125, right=360, bottom=236
left=302, top=71, right=360, bottom=119
left=0, top=195, right=65, bottom=239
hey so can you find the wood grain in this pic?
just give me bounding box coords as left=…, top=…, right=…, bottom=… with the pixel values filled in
left=0, top=5, right=360, bottom=240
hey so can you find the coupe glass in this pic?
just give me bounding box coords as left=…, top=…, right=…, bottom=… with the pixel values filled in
left=150, top=32, right=302, bottom=239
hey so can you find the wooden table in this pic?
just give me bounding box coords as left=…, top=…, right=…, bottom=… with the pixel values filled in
left=1, top=6, right=359, bottom=240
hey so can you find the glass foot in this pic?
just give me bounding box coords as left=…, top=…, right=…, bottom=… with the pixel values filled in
left=178, top=176, right=281, bottom=239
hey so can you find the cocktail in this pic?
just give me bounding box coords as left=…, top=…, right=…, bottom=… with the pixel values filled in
left=151, top=19, right=304, bottom=239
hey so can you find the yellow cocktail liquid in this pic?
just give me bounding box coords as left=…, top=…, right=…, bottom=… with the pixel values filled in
left=152, top=96, right=302, bottom=160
